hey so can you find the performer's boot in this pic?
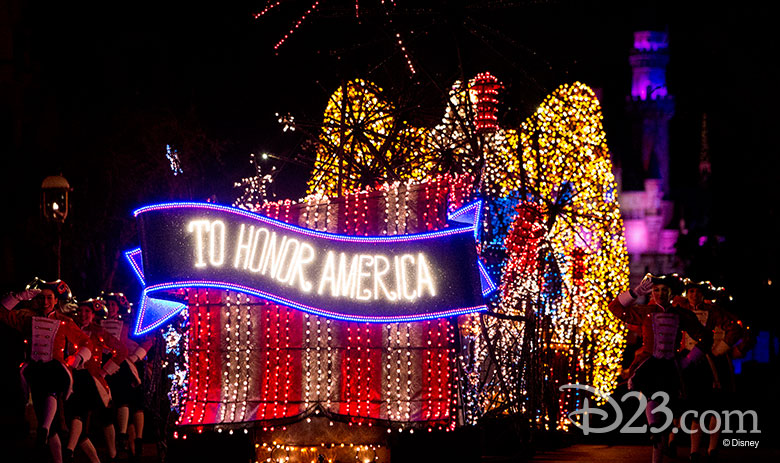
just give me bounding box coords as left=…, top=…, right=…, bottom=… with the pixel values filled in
left=133, top=438, right=144, bottom=461
left=646, top=400, right=667, bottom=463
left=34, top=427, right=49, bottom=449
left=664, top=432, right=678, bottom=457
left=118, top=432, right=129, bottom=453
left=651, top=438, right=665, bottom=463
left=707, top=415, right=722, bottom=462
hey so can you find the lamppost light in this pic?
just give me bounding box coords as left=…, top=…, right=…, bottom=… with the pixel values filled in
left=41, top=174, right=71, bottom=278
left=41, top=175, right=71, bottom=224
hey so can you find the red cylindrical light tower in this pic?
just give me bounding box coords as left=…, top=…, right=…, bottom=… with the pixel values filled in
left=471, top=72, right=502, bottom=135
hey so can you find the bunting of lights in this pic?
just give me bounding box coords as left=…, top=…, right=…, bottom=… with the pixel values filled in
left=514, top=82, right=629, bottom=402
left=163, top=309, right=189, bottom=415
left=308, top=74, right=518, bottom=196
left=254, top=1, right=417, bottom=74
left=166, top=144, right=184, bottom=176
left=234, top=152, right=277, bottom=210
left=159, top=175, right=477, bottom=433
left=305, top=76, right=629, bottom=429
left=463, top=82, right=629, bottom=428
left=308, top=79, right=395, bottom=195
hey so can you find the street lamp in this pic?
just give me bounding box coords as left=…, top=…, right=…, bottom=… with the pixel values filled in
left=41, top=175, right=71, bottom=223
left=41, top=175, right=71, bottom=278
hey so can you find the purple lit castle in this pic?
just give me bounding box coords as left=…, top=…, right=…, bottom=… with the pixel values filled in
left=617, top=31, right=680, bottom=278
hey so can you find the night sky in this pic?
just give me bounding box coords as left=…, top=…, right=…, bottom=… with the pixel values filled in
left=1, top=0, right=777, bottom=326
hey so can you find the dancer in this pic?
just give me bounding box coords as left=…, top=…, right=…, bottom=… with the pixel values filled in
left=609, top=274, right=713, bottom=463
left=679, top=280, right=744, bottom=461
left=0, top=279, right=91, bottom=463
left=103, top=292, right=154, bottom=460
left=63, top=299, right=127, bottom=463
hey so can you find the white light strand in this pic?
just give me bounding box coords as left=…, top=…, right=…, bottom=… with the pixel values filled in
left=404, top=322, right=412, bottom=421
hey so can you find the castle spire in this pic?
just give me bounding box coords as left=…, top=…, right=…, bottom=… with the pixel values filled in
left=627, top=30, right=675, bottom=198
left=699, top=113, right=711, bottom=185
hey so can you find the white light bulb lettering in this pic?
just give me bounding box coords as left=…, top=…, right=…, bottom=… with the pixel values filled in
left=337, top=253, right=359, bottom=299
left=373, top=255, right=396, bottom=301
left=355, top=255, right=374, bottom=301
left=274, top=237, right=299, bottom=283
left=248, top=227, right=271, bottom=273
left=289, top=241, right=315, bottom=292
left=209, top=220, right=226, bottom=267
left=188, top=219, right=211, bottom=268
left=400, top=254, right=417, bottom=302
left=318, top=251, right=338, bottom=296
left=187, top=217, right=442, bottom=305
left=261, top=233, right=286, bottom=277
left=234, top=224, right=254, bottom=269
left=417, top=253, right=436, bottom=297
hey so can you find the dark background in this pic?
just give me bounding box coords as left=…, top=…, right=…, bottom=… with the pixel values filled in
left=1, top=1, right=777, bottom=327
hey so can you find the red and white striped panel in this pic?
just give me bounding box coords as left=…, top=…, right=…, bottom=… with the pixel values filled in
left=177, top=176, right=472, bottom=428
left=178, top=293, right=456, bottom=428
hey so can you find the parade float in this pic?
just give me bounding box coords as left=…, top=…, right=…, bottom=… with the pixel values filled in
left=126, top=73, right=630, bottom=462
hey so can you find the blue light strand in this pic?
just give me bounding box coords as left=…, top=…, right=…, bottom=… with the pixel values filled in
left=478, top=260, right=497, bottom=296
left=134, top=294, right=188, bottom=336
left=124, top=247, right=145, bottom=285
left=129, top=199, right=493, bottom=335
left=134, top=200, right=480, bottom=244
left=447, top=199, right=483, bottom=241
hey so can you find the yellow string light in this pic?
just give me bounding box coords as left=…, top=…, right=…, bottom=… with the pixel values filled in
left=512, top=82, right=629, bottom=399
left=306, top=78, right=629, bottom=428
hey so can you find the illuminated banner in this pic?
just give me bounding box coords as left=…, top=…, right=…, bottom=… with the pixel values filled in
left=125, top=201, right=495, bottom=335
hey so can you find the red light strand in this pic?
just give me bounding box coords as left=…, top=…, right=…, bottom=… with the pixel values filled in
left=253, top=0, right=284, bottom=19
left=273, top=1, right=321, bottom=51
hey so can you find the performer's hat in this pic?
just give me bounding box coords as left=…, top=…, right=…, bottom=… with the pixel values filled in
left=103, top=292, right=131, bottom=313
left=649, top=273, right=684, bottom=295
left=711, top=285, right=732, bottom=304
left=27, top=277, right=73, bottom=302
left=78, top=298, right=107, bottom=318
left=683, top=278, right=715, bottom=298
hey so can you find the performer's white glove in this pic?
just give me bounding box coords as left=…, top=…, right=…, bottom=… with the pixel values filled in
left=65, top=354, right=83, bottom=369
left=65, top=346, right=91, bottom=369
left=634, top=274, right=654, bottom=297
left=16, top=289, right=42, bottom=300
left=101, top=359, right=121, bottom=377
left=127, top=347, right=148, bottom=364
left=1, top=289, right=41, bottom=310
left=617, top=275, right=655, bottom=307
